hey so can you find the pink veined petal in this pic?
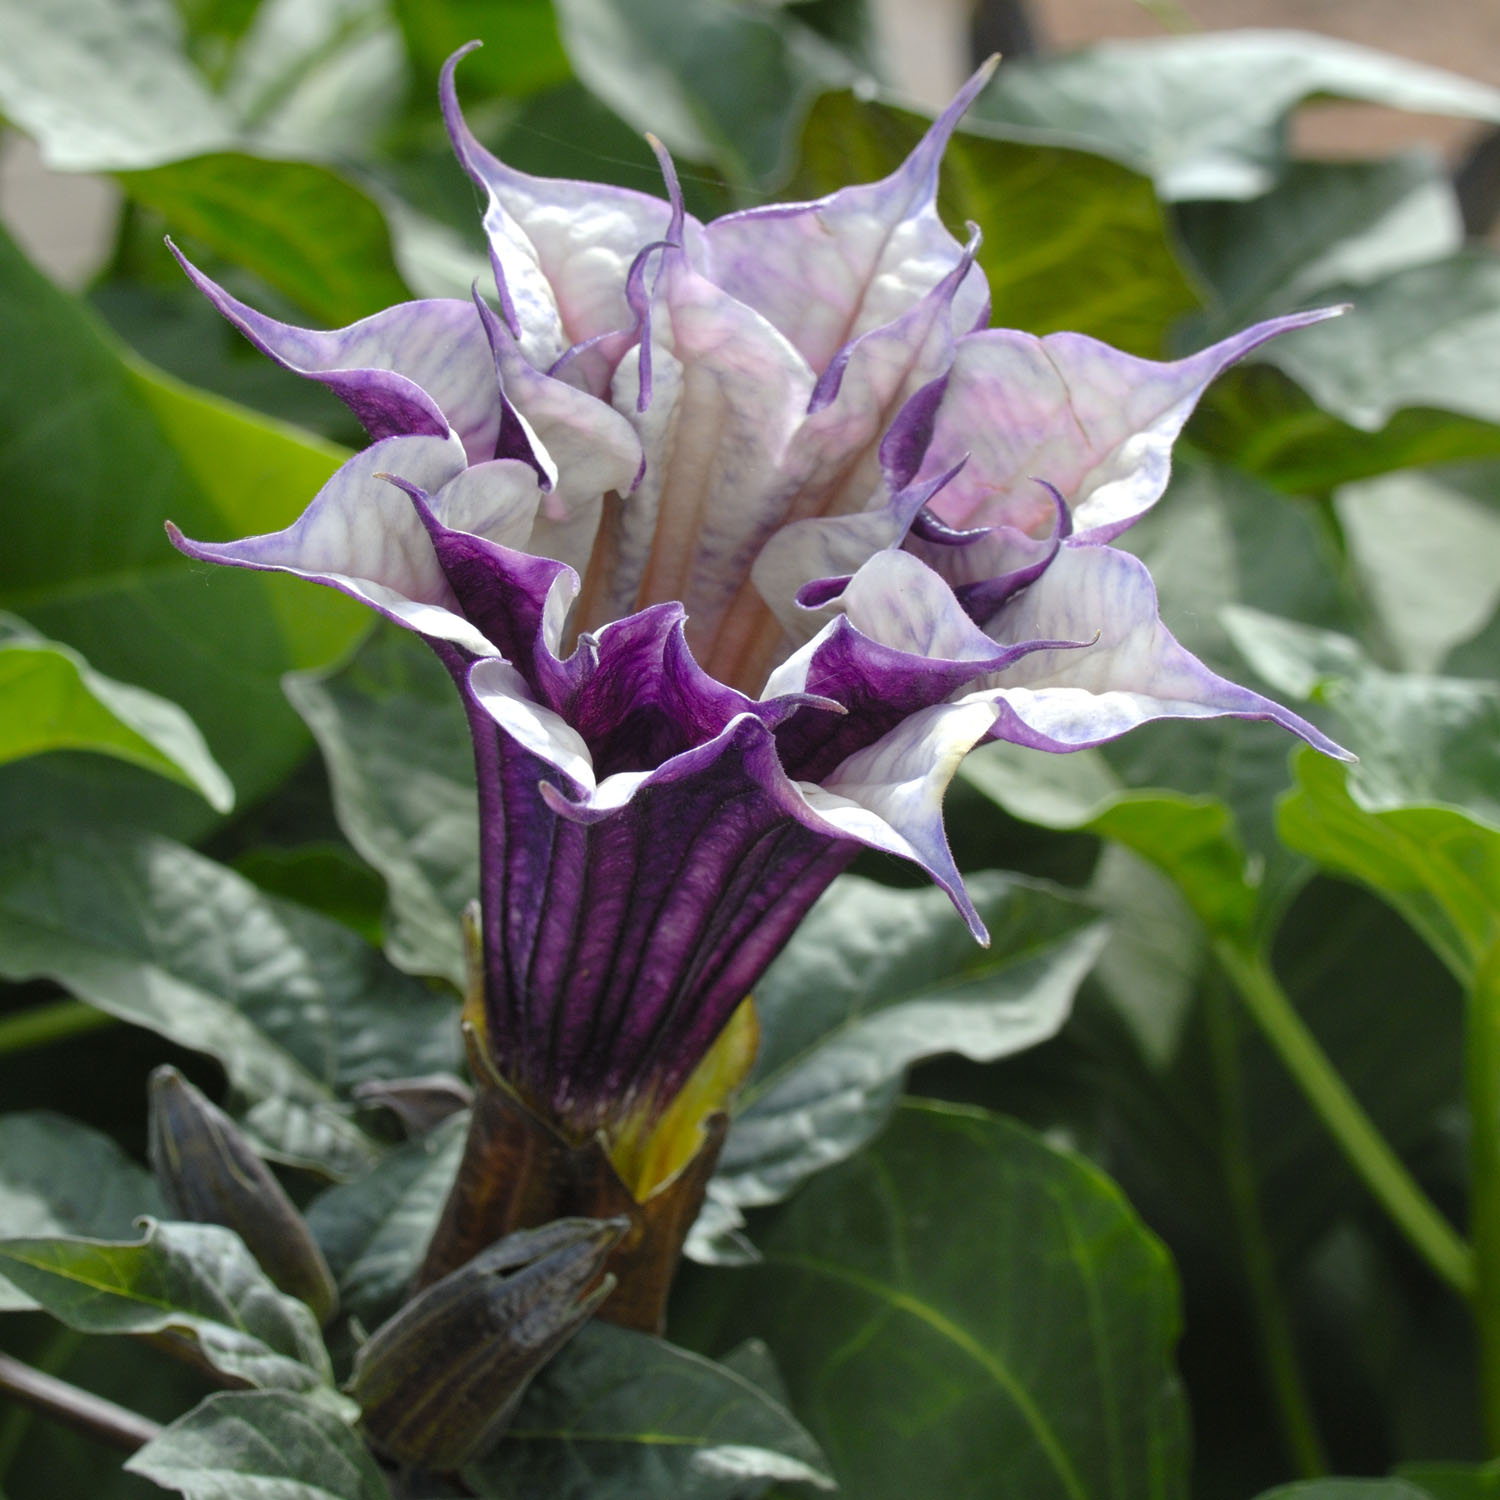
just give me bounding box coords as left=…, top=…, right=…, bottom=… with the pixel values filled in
left=976, top=541, right=1354, bottom=756
left=170, top=244, right=501, bottom=463
left=701, top=60, right=996, bottom=374
left=912, top=307, right=1347, bottom=542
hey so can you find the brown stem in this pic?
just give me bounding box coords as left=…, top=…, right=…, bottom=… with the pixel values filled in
left=0, top=1351, right=162, bottom=1454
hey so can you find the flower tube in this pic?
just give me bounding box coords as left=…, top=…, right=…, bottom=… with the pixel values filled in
left=169, top=46, right=1348, bottom=1330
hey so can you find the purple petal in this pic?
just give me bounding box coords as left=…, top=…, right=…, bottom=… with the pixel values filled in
left=170, top=245, right=501, bottom=463
left=912, top=308, right=1346, bottom=542
left=440, top=45, right=702, bottom=363
left=701, top=61, right=996, bottom=373
left=977, top=542, right=1354, bottom=756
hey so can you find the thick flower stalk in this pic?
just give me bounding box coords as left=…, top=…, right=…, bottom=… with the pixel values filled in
left=169, top=46, right=1347, bottom=1328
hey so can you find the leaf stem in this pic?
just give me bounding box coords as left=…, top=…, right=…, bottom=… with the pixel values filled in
left=0, top=1000, right=115, bottom=1057
left=1215, top=938, right=1475, bottom=1299
left=1205, top=981, right=1328, bottom=1476
left=0, top=1352, right=160, bottom=1454
left=1466, top=943, right=1500, bottom=1455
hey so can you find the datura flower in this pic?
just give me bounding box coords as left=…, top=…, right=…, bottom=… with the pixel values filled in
left=169, top=46, right=1348, bottom=1327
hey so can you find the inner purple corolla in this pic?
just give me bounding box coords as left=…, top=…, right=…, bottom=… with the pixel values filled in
left=168, top=45, right=1349, bottom=1138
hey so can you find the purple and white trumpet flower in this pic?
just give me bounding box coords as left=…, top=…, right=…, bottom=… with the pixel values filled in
left=169, top=46, right=1347, bottom=1254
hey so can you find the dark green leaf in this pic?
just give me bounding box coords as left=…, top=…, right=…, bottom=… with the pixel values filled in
left=125, top=1389, right=390, bottom=1499
left=465, top=1322, right=833, bottom=1499
left=232, top=843, right=386, bottom=945
left=1252, top=1485, right=1434, bottom=1500
left=708, top=874, right=1106, bottom=1228
left=0, top=1111, right=163, bottom=1311
left=392, top=0, right=571, bottom=102
left=304, top=1112, right=467, bottom=1327
left=0, top=224, right=363, bottom=838
left=121, top=154, right=412, bottom=326
left=1397, top=1462, right=1500, bottom=1500
left=975, top=31, right=1500, bottom=201
left=0, top=1220, right=336, bottom=1395
left=680, top=1101, right=1188, bottom=1500
left=550, top=0, right=849, bottom=189
left=285, top=626, right=477, bottom=987
left=0, top=613, right=232, bottom=809
left=1188, top=363, right=1500, bottom=498
left=0, top=828, right=462, bottom=1175
left=1175, top=154, right=1462, bottom=337
left=786, top=90, right=1197, bottom=357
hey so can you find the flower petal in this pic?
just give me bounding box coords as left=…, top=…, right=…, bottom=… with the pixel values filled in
left=913, top=308, right=1346, bottom=542
left=171, top=245, right=501, bottom=463
left=978, top=542, right=1354, bottom=755
left=701, top=62, right=995, bottom=373
left=441, top=45, right=700, bottom=364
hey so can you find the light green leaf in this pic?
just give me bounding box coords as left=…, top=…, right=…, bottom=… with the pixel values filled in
left=466, top=1323, right=833, bottom=1499
left=304, top=1112, right=467, bottom=1327
left=0, top=828, right=462, bottom=1176
left=285, top=626, right=477, bottom=987
left=0, top=1112, right=163, bottom=1312
left=1397, top=1461, right=1500, bottom=1499
left=975, top=30, right=1500, bottom=201
left=707, top=874, right=1106, bottom=1228
left=1253, top=1485, right=1434, bottom=1500
left=1334, top=468, right=1500, bottom=672
left=1263, top=254, right=1500, bottom=432
left=787, top=90, right=1197, bottom=357
left=0, top=0, right=234, bottom=171
left=0, top=1221, right=334, bottom=1394
left=0, top=222, right=363, bottom=840
left=126, top=1389, right=391, bottom=1499
left=550, top=0, right=850, bottom=189
left=680, top=1101, right=1189, bottom=1500
left=0, top=613, right=232, bottom=809
left=1176, top=152, right=1462, bottom=335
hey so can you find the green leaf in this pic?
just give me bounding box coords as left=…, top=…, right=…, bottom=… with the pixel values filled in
left=465, top=1322, right=833, bottom=1499
left=1397, top=1462, right=1500, bottom=1500
left=0, top=0, right=234, bottom=171
left=707, top=874, right=1106, bottom=1228
left=304, top=1112, right=468, bottom=1327
left=285, top=626, right=477, bottom=987
left=1189, top=363, right=1500, bottom=498
left=786, top=90, right=1197, bottom=357
left=550, top=0, right=850, bottom=189
left=0, top=223, right=363, bottom=839
left=679, top=1101, right=1189, bottom=1500
left=392, top=0, right=572, bottom=102
left=1279, top=749, right=1500, bottom=987
left=1252, top=1486, right=1435, bottom=1500
left=1334, top=468, right=1500, bottom=672
left=1263, top=254, right=1500, bottom=432
left=0, top=613, right=232, bottom=809
left=974, top=31, right=1500, bottom=201
left=0, top=828, right=462, bottom=1176
left=0, top=1221, right=335, bottom=1394
left=232, top=843, right=385, bottom=946
left=962, top=746, right=1259, bottom=940
left=1175, top=153, right=1463, bottom=338
left=126, top=1389, right=391, bottom=1499
left=120, top=154, right=412, bottom=326
left=0, top=1111, right=163, bottom=1312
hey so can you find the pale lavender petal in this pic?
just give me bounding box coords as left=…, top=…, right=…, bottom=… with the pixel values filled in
left=978, top=542, right=1354, bottom=756
left=170, top=245, right=501, bottom=463
left=169, top=434, right=502, bottom=653
left=701, top=61, right=996, bottom=373
left=581, top=250, right=814, bottom=687
left=441, top=45, right=702, bottom=362
left=913, top=307, right=1346, bottom=542
left=471, top=293, right=644, bottom=579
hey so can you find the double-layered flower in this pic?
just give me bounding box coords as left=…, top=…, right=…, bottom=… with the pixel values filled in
left=171, top=47, right=1346, bottom=1321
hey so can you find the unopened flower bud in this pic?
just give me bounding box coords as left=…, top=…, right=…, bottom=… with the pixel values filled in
left=147, top=1066, right=338, bottom=1326
left=351, top=1216, right=626, bottom=1469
